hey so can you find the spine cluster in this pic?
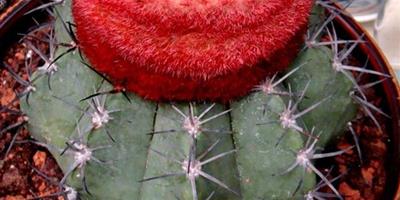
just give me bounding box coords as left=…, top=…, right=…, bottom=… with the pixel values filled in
left=0, top=0, right=391, bottom=199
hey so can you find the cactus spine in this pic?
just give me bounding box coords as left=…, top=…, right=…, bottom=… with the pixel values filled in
left=16, top=0, right=392, bottom=199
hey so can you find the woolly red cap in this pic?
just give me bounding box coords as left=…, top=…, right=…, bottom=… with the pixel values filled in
left=72, top=0, right=314, bottom=102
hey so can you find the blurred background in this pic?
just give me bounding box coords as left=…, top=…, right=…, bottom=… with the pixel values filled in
left=339, top=0, right=400, bottom=78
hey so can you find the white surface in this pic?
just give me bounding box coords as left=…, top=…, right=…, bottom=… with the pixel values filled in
left=374, top=0, right=400, bottom=69
left=351, top=0, right=400, bottom=70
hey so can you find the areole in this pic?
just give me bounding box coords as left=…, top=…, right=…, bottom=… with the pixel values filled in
left=0, top=0, right=400, bottom=199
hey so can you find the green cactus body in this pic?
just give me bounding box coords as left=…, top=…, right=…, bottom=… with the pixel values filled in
left=21, top=60, right=315, bottom=199
left=231, top=92, right=315, bottom=199
left=140, top=103, right=240, bottom=200
left=19, top=0, right=360, bottom=199
left=286, top=47, right=358, bottom=146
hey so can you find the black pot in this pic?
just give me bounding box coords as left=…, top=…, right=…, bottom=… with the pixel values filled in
left=0, top=0, right=40, bottom=51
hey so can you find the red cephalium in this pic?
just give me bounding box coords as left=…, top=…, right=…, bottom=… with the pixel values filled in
left=72, top=0, right=314, bottom=102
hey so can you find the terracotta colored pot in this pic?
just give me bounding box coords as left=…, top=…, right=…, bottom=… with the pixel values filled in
left=328, top=5, right=400, bottom=199
left=1, top=2, right=399, bottom=199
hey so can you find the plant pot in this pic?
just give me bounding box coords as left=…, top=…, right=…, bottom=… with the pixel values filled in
left=329, top=7, right=400, bottom=199
left=1, top=1, right=399, bottom=199
left=0, top=0, right=42, bottom=53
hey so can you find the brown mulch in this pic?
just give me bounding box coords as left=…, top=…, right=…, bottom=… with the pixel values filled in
left=0, top=32, right=63, bottom=199
left=333, top=88, right=388, bottom=200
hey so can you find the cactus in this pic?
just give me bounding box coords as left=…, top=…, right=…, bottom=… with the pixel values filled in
left=9, top=0, right=390, bottom=199
left=285, top=46, right=358, bottom=146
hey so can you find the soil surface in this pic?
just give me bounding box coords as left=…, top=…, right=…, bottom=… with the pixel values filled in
left=1, top=30, right=63, bottom=199
left=0, top=11, right=391, bottom=200
left=333, top=92, right=388, bottom=200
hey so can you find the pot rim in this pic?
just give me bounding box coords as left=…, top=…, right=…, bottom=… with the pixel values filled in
left=0, top=0, right=37, bottom=38
left=330, top=3, right=400, bottom=200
